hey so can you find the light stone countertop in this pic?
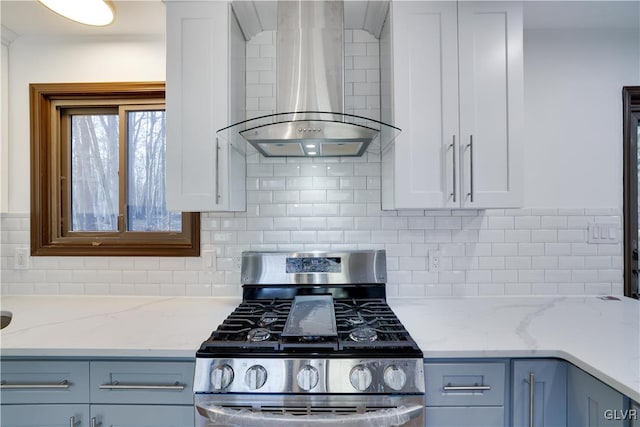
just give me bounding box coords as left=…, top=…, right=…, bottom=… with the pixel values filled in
left=1, top=295, right=638, bottom=402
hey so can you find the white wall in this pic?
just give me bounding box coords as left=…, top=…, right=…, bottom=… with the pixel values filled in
left=5, top=35, right=165, bottom=213
left=1, top=41, right=9, bottom=214
left=523, top=27, right=639, bottom=208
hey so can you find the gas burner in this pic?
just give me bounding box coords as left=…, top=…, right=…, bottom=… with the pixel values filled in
left=349, top=326, right=378, bottom=343
left=247, top=328, right=271, bottom=342
left=345, top=317, right=366, bottom=326
left=259, top=311, right=279, bottom=326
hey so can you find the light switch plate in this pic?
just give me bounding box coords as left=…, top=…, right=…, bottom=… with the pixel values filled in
left=588, top=223, right=619, bottom=244
left=14, top=247, right=29, bottom=269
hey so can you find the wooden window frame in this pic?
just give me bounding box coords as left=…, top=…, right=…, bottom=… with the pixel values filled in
left=30, top=82, right=200, bottom=256
left=623, top=86, right=640, bottom=298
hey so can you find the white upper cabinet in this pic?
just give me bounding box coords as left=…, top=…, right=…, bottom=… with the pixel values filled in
left=165, top=1, right=246, bottom=212
left=381, top=1, right=523, bottom=209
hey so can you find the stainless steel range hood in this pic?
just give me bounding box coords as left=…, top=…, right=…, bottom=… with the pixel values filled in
left=218, top=0, right=400, bottom=157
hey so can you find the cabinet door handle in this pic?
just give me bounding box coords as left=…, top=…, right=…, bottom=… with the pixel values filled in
left=91, top=417, right=102, bottom=427
left=69, top=416, right=79, bottom=427
left=99, top=381, right=185, bottom=391
left=467, top=135, right=474, bottom=202
left=442, top=384, right=491, bottom=392
left=450, top=135, right=457, bottom=203
left=1, top=379, right=70, bottom=389
left=526, top=372, right=535, bottom=427
left=215, top=138, right=221, bottom=203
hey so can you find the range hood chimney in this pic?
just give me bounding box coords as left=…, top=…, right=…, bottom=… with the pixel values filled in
left=218, top=0, right=400, bottom=157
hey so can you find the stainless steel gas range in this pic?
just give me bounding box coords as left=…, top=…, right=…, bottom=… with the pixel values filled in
left=194, top=250, right=425, bottom=426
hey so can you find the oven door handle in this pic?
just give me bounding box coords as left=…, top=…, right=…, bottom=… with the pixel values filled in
left=197, top=403, right=424, bottom=427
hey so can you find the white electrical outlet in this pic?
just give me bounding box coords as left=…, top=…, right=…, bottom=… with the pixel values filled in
left=14, top=247, right=29, bottom=269
left=232, top=256, right=242, bottom=272
left=202, top=250, right=216, bottom=271
left=428, top=251, right=441, bottom=272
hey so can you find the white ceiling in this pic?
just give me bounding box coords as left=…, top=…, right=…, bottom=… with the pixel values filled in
left=1, top=0, right=638, bottom=42
left=1, top=0, right=166, bottom=39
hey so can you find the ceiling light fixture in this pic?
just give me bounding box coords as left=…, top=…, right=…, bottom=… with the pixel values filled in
left=38, top=0, right=115, bottom=26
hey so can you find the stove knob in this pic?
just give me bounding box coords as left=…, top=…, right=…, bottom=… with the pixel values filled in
left=349, top=365, right=373, bottom=391
left=210, top=364, right=234, bottom=390
left=383, top=365, right=407, bottom=391
left=245, top=365, right=268, bottom=390
left=297, top=365, right=319, bottom=391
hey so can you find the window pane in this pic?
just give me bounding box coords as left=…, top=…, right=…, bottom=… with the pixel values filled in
left=127, top=110, right=181, bottom=232
left=70, top=114, right=119, bottom=231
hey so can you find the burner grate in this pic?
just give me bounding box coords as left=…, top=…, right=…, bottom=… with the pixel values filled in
left=197, top=297, right=421, bottom=356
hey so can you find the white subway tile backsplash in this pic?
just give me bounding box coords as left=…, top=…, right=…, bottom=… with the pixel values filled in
left=479, top=257, right=505, bottom=270
left=287, top=204, right=314, bottom=217
left=436, top=217, right=462, bottom=230
left=300, top=190, right=327, bottom=203
left=300, top=217, right=327, bottom=230
left=0, top=30, right=624, bottom=298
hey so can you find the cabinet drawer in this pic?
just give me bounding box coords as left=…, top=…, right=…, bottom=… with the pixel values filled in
left=426, top=406, right=504, bottom=427
left=425, top=362, right=506, bottom=407
left=90, top=361, right=194, bottom=405
left=0, top=361, right=90, bottom=404
left=91, top=404, right=194, bottom=426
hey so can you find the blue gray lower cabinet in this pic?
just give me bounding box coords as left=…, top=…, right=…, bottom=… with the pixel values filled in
left=424, top=361, right=507, bottom=427
left=0, top=359, right=195, bottom=427
left=632, top=401, right=640, bottom=427
left=511, top=359, right=568, bottom=427
left=0, top=404, right=89, bottom=427
left=91, top=405, right=194, bottom=426
left=567, top=364, right=625, bottom=427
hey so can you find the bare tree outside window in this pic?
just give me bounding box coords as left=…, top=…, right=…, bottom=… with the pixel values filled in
left=127, top=110, right=181, bottom=232
left=70, top=113, right=119, bottom=231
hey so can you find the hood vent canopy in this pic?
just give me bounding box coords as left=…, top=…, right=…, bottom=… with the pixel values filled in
left=218, top=0, right=400, bottom=157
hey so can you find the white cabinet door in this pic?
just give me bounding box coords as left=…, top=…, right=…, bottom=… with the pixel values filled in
left=512, top=360, right=567, bottom=427
left=458, top=1, right=523, bottom=208
left=382, top=1, right=522, bottom=210
left=384, top=1, right=459, bottom=209
left=166, top=1, right=246, bottom=212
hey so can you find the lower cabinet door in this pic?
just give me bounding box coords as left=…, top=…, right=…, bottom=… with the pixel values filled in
left=631, top=401, right=640, bottom=427
left=567, top=365, right=626, bottom=427
left=1, top=404, right=89, bottom=427
left=512, top=359, right=567, bottom=427
left=426, top=406, right=504, bottom=427
left=91, top=404, right=194, bottom=427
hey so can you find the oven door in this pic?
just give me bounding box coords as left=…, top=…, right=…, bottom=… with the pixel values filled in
left=195, top=394, right=425, bottom=427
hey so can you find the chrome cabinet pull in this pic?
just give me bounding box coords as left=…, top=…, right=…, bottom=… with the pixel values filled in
left=1, top=379, right=70, bottom=389
left=215, top=138, right=221, bottom=203
left=90, top=417, right=102, bottom=427
left=526, top=372, right=535, bottom=427
left=69, top=416, right=79, bottom=427
left=442, top=383, right=491, bottom=392
left=467, top=135, right=474, bottom=202
left=99, top=380, right=185, bottom=391
left=450, top=135, right=457, bottom=202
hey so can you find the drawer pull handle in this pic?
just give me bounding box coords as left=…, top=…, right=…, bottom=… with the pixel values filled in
left=99, top=381, right=185, bottom=391
left=442, top=383, right=491, bottom=392
left=1, top=379, right=71, bottom=389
